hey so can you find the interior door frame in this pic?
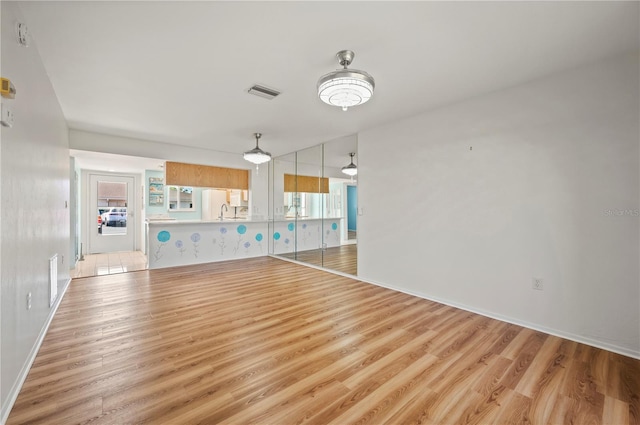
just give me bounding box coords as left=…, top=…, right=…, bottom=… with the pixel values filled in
left=81, top=170, right=141, bottom=255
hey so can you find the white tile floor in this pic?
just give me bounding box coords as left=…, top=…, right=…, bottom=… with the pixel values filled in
left=71, top=251, right=147, bottom=278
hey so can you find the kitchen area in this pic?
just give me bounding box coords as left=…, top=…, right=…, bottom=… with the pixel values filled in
left=72, top=133, right=358, bottom=278
left=145, top=135, right=358, bottom=275
left=145, top=160, right=270, bottom=269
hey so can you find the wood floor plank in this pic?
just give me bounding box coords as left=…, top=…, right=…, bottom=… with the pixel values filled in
left=324, top=352, right=443, bottom=425
left=500, top=330, right=548, bottom=390
left=479, top=390, right=532, bottom=425
left=7, top=256, right=640, bottom=424
left=560, top=359, right=606, bottom=425
left=603, top=395, right=630, bottom=425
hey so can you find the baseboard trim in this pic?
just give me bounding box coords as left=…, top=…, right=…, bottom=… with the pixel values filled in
left=1, top=277, right=72, bottom=425
left=358, top=275, right=640, bottom=360
left=269, top=254, right=639, bottom=360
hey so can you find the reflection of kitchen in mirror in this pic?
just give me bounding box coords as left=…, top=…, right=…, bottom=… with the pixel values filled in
left=273, top=135, right=358, bottom=276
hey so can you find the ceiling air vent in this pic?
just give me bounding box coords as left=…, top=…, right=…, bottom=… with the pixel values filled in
left=248, top=84, right=281, bottom=100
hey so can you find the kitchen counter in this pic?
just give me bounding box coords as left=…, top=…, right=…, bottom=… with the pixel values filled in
left=147, top=216, right=340, bottom=223
left=147, top=218, right=261, bottom=224
left=146, top=217, right=343, bottom=269
left=146, top=219, right=268, bottom=269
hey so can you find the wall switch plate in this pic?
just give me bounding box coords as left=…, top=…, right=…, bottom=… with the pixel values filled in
left=27, top=292, right=32, bottom=310
left=532, top=278, right=544, bottom=291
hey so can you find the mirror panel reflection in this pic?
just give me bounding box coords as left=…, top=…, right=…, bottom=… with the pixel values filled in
left=270, top=136, right=357, bottom=276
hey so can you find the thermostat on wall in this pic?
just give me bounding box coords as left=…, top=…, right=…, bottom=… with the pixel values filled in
left=1, top=104, right=14, bottom=128
left=1, top=78, right=16, bottom=99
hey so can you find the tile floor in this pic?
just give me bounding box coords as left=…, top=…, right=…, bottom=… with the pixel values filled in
left=71, top=251, right=147, bottom=278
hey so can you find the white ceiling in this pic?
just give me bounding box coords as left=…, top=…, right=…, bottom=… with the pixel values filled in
left=19, top=1, right=640, bottom=168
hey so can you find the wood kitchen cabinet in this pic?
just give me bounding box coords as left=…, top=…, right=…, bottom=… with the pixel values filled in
left=165, top=161, right=249, bottom=189
left=284, top=174, right=329, bottom=193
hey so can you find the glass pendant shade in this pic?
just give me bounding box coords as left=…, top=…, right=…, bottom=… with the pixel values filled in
left=244, top=133, right=271, bottom=165
left=243, top=148, right=271, bottom=165
left=317, top=50, right=375, bottom=111
left=341, top=152, right=358, bottom=176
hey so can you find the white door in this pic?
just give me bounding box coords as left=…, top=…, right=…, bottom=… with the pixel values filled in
left=88, top=173, right=136, bottom=253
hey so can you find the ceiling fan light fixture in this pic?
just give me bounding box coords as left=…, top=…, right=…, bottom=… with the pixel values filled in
left=317, top=50, right=375, bottom=112
left=243, top=133, right=271, bottom=165
left=341, top=152, right=358, bottom=176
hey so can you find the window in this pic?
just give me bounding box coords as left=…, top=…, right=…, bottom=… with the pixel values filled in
left=167, top=186, right=195, bottom=211
left=97, top=181, right=128, bottom=236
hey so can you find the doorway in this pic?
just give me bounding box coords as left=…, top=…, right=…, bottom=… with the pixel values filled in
left=88, top=173, right=136, bottom=254
left=72, top=251, right=147, bottom=278
left=346, top=185, right=357, bottom=240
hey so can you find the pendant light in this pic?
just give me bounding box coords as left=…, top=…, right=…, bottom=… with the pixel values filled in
left=243, top=132, right=271, bottom=171
left=341, top=152, right=358, bottom=176
left=317, top=50, right=375, bottom=112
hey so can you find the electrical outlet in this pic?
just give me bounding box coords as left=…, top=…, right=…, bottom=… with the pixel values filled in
left=532, top=278, right=544, bottom=291
left=27, top=292, right=32, bottom=310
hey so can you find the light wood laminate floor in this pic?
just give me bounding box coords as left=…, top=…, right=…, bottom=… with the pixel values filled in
left=8, top=257, right=639, bottom=424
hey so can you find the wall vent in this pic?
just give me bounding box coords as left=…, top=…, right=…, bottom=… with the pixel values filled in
left=247, top=84, right=281, bottom=100
left=49, top=255, right=58, bottom=307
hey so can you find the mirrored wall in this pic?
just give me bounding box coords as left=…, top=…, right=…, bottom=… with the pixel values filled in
left=268, top=135, right=358, bottom=276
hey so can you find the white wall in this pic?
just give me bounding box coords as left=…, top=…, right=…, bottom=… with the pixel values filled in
left=0, top=1, right=3, bottom=420
left=1, top=2, right=71, bottom=420
left=358, top=52, right=640, bottom=358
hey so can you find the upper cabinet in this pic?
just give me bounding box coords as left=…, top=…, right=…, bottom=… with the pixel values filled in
left=228, top=189, right=248, bottom=207
left=165, top=161, right=249, bottom=190
left=284, top=174, right=329, bottom=193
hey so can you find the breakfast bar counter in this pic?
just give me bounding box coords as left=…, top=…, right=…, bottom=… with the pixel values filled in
left=146, top=217, right=343, bottom=269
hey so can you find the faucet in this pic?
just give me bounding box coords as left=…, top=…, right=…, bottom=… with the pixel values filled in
left=219, top=203, right=228, bottom=220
